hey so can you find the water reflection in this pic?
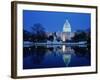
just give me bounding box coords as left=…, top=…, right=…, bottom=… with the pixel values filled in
left=62, top=45, right=66, bottom=52
left=23, top=45, right=91, bottom=69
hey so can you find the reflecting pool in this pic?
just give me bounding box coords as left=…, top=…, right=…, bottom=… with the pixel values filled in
left=23, top=44, right=91, bottom=69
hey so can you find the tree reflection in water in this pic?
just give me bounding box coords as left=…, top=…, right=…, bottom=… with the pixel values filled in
left=23, top=45, right=91, bottom=69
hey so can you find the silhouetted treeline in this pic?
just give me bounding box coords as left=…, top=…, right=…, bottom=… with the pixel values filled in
left=71, top=28, right=91, bottom=44
left=23, top=23, right=47, bottom=42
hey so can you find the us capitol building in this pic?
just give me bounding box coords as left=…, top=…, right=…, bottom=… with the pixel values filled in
left=46, top=19, right=74, bottom=42
left=61, top=19, right=72, bottom=41
left=57, top=19, right=74, bottom=42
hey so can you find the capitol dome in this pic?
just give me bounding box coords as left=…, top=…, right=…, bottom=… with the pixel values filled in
left=63, top=19, right=71, bottom=32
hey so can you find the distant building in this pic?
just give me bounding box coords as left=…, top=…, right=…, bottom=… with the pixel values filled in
left=46, top=19, right=74, bottom=42
left=63, top=19, right=71, bottom=32
left=61, top=19, right=73, bottom=42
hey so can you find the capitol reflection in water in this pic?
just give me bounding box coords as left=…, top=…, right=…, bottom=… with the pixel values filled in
left=23, top=45, right=91, bottom=69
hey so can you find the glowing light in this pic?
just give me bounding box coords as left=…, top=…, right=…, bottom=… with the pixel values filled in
left=62, top=33, right=66, bottom=42
left=62, top=45, right=66, bottom=52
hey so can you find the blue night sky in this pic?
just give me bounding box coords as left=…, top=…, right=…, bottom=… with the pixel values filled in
left=23, top=10, right=91, bottom=32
